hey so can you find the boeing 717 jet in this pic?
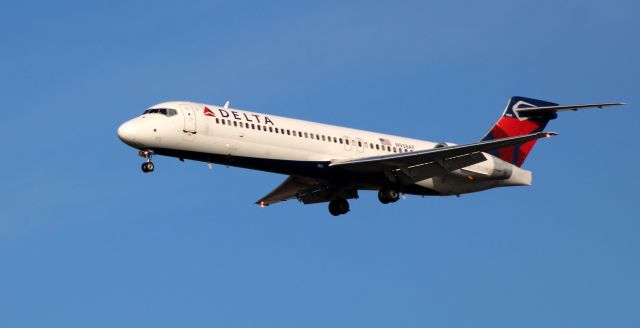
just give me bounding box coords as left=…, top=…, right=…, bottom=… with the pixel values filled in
left=117, top=96, right=622, bottom=216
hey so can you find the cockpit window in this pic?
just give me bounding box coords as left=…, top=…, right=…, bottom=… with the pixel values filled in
left=143, top=108, right=177, bottom=116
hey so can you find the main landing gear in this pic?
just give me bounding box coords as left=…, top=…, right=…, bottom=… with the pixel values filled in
left=378, top=188, right=400, bottom=204
left=328, top=198, right=350, bottom=216
left=327, top=189, right=399, bottom=216
left=139, top=150, right=155, bottom=173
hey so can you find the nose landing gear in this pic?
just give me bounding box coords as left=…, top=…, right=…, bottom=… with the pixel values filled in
left=141, top=161, right=154, bottom=173
left=139, top=150, right=155, bottom=173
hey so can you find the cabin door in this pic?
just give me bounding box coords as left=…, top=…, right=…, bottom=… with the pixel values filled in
left=180, top=104, right=197, bottom=133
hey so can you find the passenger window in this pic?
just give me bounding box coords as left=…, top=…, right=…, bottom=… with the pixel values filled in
left=263, top=126, right=267, bottom=131
left=233, top=121, right=237, bottom=127
left=275, top=128, right=279, bottom=133
left=227, top=120, right=231, bottom=125
left=239, top=122, right=243, bottom=128
left=393, top=147, right=397, bottom=153
left=287, top=129, right=291, bottom=135
left=252, top=124, right=256, bottom=129
left=222, top=120, right=226, bottom=125
left=304, top=132, right=308, bottom=138
left=387, top=146, right=391, bottom=151
left=376, top=144, right=380, bottom=150
left=257, top=125, right=261, bottom=131
left=339, top=138, right=343, bottom=144
left=333, top=137, right=337, bottom=143
left=321, top=135, right=325, bottom=141
left=358, top=141, right=362, bottom=147
left=216, top=118, right=220, bottom=124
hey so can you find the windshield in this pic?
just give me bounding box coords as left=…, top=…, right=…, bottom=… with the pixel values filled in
left=143, top=108, right=178, bottom=116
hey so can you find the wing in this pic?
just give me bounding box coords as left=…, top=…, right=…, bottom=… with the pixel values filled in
left=255, top=176, right=327, bottom=206
left=516, top=102, right=624, bottom=117
left=330, top=132, right=556, bottom=184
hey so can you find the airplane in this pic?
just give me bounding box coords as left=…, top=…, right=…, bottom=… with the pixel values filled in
left=117, top=96, right=623, bottom=216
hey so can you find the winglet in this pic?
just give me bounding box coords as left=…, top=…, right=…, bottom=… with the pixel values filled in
left=224, top=101, right=230, bottom=109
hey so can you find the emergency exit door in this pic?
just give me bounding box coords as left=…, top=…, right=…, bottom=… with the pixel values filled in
left=343, top=135, right=351, bottom=151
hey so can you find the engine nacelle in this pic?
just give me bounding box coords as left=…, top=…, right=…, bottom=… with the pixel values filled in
left=433, top=142, right=513, bottom=181
left=434, top=142, right=457, bottom=148
left=451, top=155, right=513, bottom=180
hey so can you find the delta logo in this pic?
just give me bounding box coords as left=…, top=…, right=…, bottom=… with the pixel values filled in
left=203, top=107, right=216, bottom=117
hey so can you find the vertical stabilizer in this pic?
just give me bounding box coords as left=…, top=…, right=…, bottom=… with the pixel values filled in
left=482, top=96, right=558, bottom=167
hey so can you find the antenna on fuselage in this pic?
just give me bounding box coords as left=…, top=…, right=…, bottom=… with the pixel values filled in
left=223, top=101, right=230, bottom=109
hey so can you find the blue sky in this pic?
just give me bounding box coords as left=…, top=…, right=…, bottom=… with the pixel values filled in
left=1, top=0, right=639, bottom=327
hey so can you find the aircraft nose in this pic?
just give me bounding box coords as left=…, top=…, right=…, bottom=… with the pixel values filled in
left=117, top=120, right=138, bottom=144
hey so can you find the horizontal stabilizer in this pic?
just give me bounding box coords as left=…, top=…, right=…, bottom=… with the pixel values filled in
left=516, top=102, right=625, bottom=117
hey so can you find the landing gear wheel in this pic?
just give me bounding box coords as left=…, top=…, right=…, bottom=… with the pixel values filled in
left=328, top=198, right=350, bottom=216
left=378, top=190, right=389, bottom=204
left=141, top=161, right=155, bottom=173
left=378, top=188, right=400, bottom=204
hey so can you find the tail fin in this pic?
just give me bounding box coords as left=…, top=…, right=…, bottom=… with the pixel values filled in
left=482, top=96, right=559, bottom=167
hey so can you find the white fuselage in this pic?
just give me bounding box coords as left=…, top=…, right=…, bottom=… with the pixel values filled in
left=117, top=101, right=532, bottom=196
